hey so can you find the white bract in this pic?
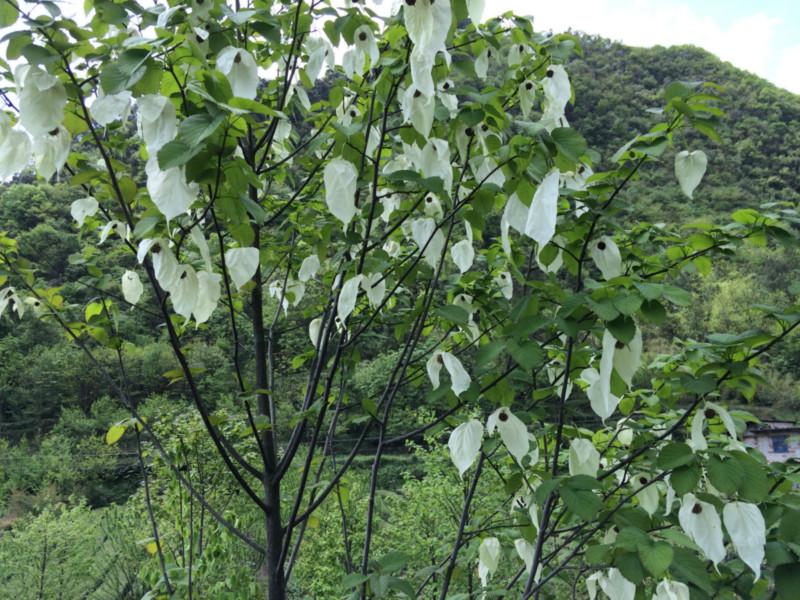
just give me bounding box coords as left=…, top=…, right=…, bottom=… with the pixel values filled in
left=448, top=419, right=483, bottom=477
left=437, top=79, right=458, bottom=117
left=121, top=271, right=143, bottom=306
left=519, top=79, right=536, bottom=117
left=190, top=227, right=213, bottom=271
left=401, top=86, right=435, bottom=138
left=613, top=326, right=642, bottom=387
left=569, top=438, right=600, bottom=477
left=146, top=158, right=198, bottom=221
left=138, top=239, right=180, bottom=292
left=410, top=217, right=445, bottom=267
left=451, top=240, right=474, bottom=273
left=582, top=330, right=620, bottom=421
left=298, top=255, right=321, bottom=282
left=34, top=126, right=71, bottom=180
left=467, top=0, right=484, bottom=23
left=15, top=65, right=67, bottom=137
left=225, top=247, right=260, bottom=290
left=70, top=197, right=99, bottom=227
left=217, top=47, right=259, bottom=100
left=337, top=274, right=363, bottom=323
left=689, top=402, right=742, bottom=451
left=193, top=271, right=221, bottom=325
left=323, top=158, right=358, bottom=227
left=91, top=91, right=132, bottom=126
left=590, top=236, right=622, bottom=280
left=653, top=579, right=690, bottom=600
left=597, top=568, right=635, bottom=600
left=99, top=220, right=128, bottom=244
left=540, top=65, right=571, bottom=131
left=474, top=46, right=491, bottom=80
left=0, top=116, right=32, bottom=180
left=524, top=169, right=560, bottom=248
left=304, top=37, right=335, bottom=82
left=361, top=272, right=386, bottom=308
left=477, top=536, right=500, bottom=587
left=0, top=288, right=25, bottom=319
left=722, top=501, right=765, bottom=579
left=137, top=95, right=177, bottom=152
left=308, top=317, right=323, bottom=349
left=674, top=150, right=707, bottom=199
left=423, top=194, right=443, bottom=218
left=486, top=407, right=529, bottom=464
left=404, top=0, right=451, bottom=96
left=514, top=538, right=534, bottom=573
left=494, top=271, right=513, bottom=300
left=426, top=351, right=471, bottom=397
left=634, top=474, right=659, bottom=516
left=353, top=25, right=379, bottom=69
left=171, top=265, right=199, bottom=320
left=678, top=493, right=725, bottom=566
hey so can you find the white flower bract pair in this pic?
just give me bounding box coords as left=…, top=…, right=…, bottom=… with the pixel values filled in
left=675, top=150, right=707, bottom=199
left=217, top=47, right=259, bottom=100
left=324, top=158, right=359, bottom=227
left=426, top=351, right=470, bottom=397
left=678, top=493, right=765, bottom=577
left=15, top=65, right=67, bottom=137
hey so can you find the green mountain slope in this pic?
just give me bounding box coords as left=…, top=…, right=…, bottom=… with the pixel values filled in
left=568, top=36, right=800, bottom=221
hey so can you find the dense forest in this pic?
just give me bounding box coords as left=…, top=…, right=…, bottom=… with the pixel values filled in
left=1, top=29, right=798, bottom=599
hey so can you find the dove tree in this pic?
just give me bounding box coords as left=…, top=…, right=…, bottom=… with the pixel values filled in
left=1, top=1, right=799, bottom=599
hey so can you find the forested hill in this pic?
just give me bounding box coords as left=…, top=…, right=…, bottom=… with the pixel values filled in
left=567, top=36, right=800, bottom=222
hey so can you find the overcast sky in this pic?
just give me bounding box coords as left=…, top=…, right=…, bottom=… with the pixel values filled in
left=484, top=0, right=800, bottom=93
left=20, top=0, right=800, bottom=94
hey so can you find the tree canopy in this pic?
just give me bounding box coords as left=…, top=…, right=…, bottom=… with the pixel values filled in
left=0, top=2, right=799, bottom=599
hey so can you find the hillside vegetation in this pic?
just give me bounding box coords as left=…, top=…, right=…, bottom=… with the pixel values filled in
left=1, top=33, right=798, bottom=598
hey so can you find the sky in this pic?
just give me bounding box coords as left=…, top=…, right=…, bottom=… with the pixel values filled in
left=15, top=0, right=800, bottom=94
left=484, top=0, right=800, bottom=93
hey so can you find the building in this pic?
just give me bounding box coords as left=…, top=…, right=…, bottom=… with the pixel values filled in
left=744, top=421, right=800, bottom=462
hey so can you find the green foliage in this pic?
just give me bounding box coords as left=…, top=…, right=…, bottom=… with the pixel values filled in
left=0, top=4, right=798, bottom=600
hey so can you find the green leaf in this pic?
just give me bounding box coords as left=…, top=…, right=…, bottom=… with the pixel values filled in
left=670, top=546, right=713, bottom=594
left=105, top=424, right=126, bottom=445
left=585, top=544, right=612, bottom=566
left=560, top=486, right=602, bottom=520
left=607, top=315, right=636, bottom=344
left=434, top=305, right=470, bottom=326
left=614, top=552, right=644, bottom=584
left=662, top=285, right=692, bottom=306
left=706, top=455, right=744, bottom=495
left=639, top=541, right=673, bottom=577
left=0, top=2, right=18, bottom=27
left=341, top=573, right=369, bottom=589
left=779, top=509, right=800, bottom=545
left=175, top=113, right=225, bottom=147
left=476, top=340, right=505, bottom=369
left=377, top=551, right=409, bottom=574
left=551, top=127, right=588, bottom=162
left=657, top=442, right=695, bottom=470
left=615, top=527, right=649, bottom=551
left=507, top=340, right=544, bottom=371
left=670, top=464, right=701, bottom=495
left=640, top=299, right=667, bottom=325
left=733, top=451, right=769, bottom=502
left=85, top=301, right=105, bottom=322
left=100, top=49, right=150, bottom=94
left=776, top=563, right=800, bottom=599
left=157, top=141, right=203, bottom=170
